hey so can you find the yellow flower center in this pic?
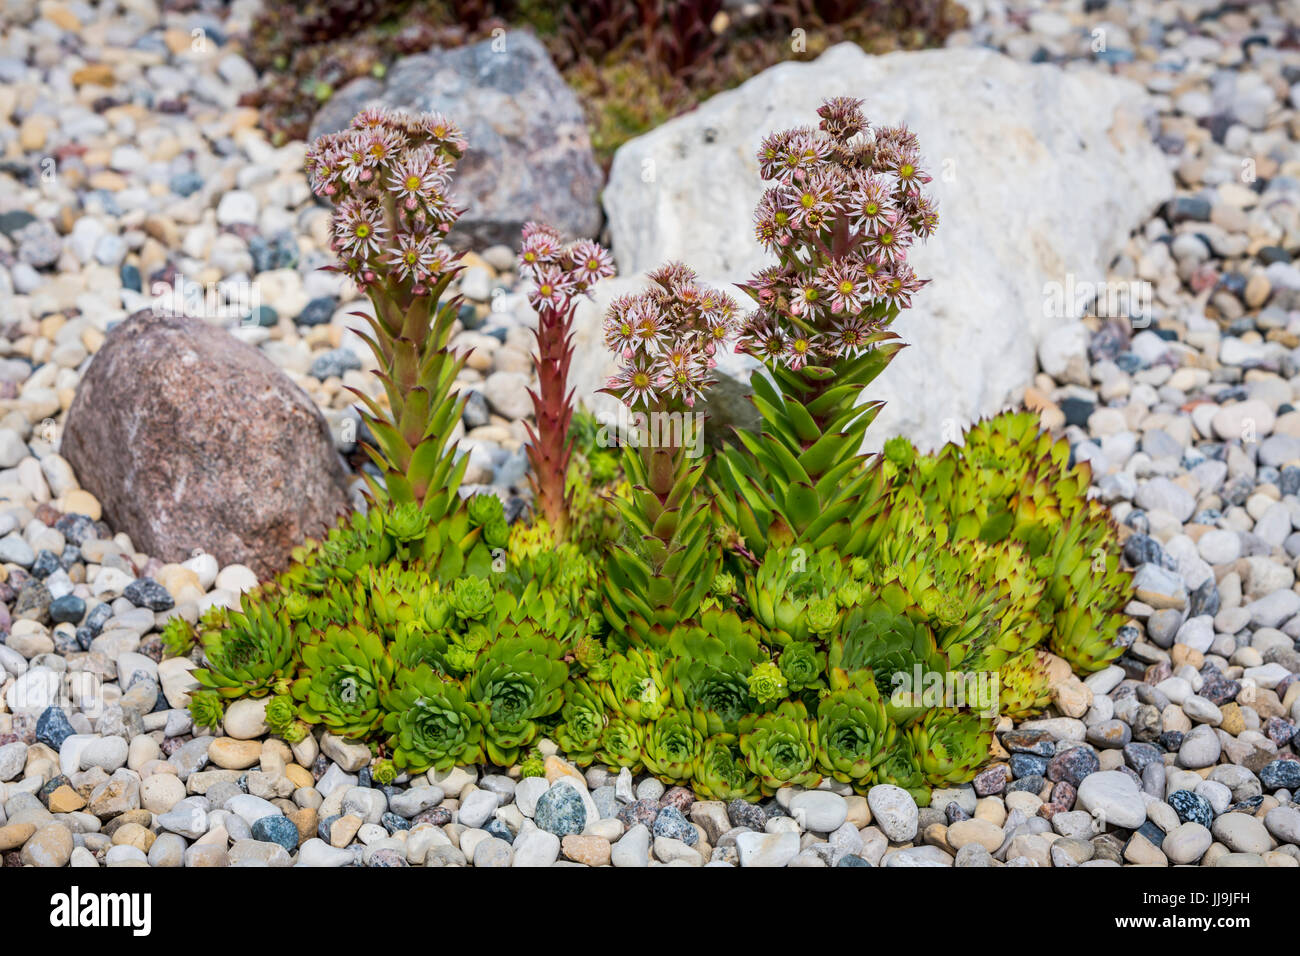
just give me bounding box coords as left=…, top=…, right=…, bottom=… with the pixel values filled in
left=839, top=280, right=854, bottom=294
left=406, top=175, right=422, bottom=190
left=355, top=225, right=370, bottom=238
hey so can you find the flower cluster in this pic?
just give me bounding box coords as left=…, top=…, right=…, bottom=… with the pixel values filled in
left=602, top=263, right=741, bottom=410
left=736, top=96, right=937, bottom=370
left=518, top=222, right=615, bottom=314
left=305, top=107, right=468, bottom=289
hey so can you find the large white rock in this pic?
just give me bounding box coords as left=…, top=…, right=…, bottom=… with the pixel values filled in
left=581, top=44, right=1171, bottom=449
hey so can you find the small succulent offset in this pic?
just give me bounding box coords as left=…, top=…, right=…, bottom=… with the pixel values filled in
left=517, top=222, right=615, bottom=541
left=188, top=690, right=225, bottom=730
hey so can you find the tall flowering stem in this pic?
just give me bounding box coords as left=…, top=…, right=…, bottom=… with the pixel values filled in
left=306, top=108, right=473, bottom=522
left=600, top=264, right=741, bottom=649
left=715, top=96, right=939, bottom=559
left=517, top=223, right=615, bottom=541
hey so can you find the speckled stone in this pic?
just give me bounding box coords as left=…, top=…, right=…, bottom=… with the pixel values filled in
left=1168, top=789, right=1214, bottom=829
left=1001, top=729, right=1055, bottom=756
left=726, top=798, right=766, bottom=830
left=653, top=806, right=697, bottom=845
left=618, top=798, right=661, bottom=829
left=659, top=786, right=695, bottom=813
left=534, top=785, right=587, bottom=837
left=1045, top=749, right=1097, bottom=790
left=368, top=848, right=407, bottom=867
left=1010, top=753, right=1049, bottom=778
left=250, top=815, right=299, bottom=853
left=35, top=707, right=75, bottom=750
left=1259, top=760, right=1300, bottom=791
left=973, top=763, right=1012, bottom=796
left=1121, top=742, right=1163, bottom=774
left=412, top=807, right=452, bottom=827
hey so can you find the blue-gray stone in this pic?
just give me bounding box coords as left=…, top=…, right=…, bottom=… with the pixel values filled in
left=1260, top=760, right=1300, bottom=791
left=30, top=549, right=59, bottom=578
left=170, top=172, right=203, bottom=197
left=1010, top=753, right=1048, bottom=778
left=1136, top=819, right=1166, bottom=849
left=592, top=785, right=619, bottom=820
left=317, top=813, right=340, bottom=842
left=85, top=601, right=112, bottom=634
left=533, top=785, right=586, bottom=837
left=485, top=818, right=515, bottom=843
left=297, top=296, right=337, bottom=327
left=246, top=305, right=278, bottom=328
left=124, top=577, right=173, bottom=611
left=309, top=348, right=362, bottom=381
left=120, top=263, right=142, bottom=293
left=251, top=815, right=300, bottom=853
left=36, top=707, right=75, bottom=749
left=381, top=812, right=410, bottom=834
left=837, top=854, right=871, bottom=867
left=653, top=806, right=698, bottom=845
left=49, top=593, right=85, bottom=625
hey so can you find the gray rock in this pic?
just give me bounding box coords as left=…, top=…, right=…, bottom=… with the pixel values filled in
left=309, top=32, right=601, bottom=246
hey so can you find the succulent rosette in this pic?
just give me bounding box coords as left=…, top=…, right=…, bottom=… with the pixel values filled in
left=448, top=575, right=495, bottom=623
left=874, top=731, right=930, bottom=805
left=265, top=694, right=304, bottom=741
left=816, top=669, right=893, bottom=788
left=664, top=615, right=763, bottom=735
left=293, top=624, right=395, bottom=739
left=553, top=679, right=607, bottom=767
left=828, top=598, right=949, bottom=727
left=390, top=622, right=452, bottom=674
left=382, top=664, right=484, bottom=773
left=909, top=708, right=995, bottom=788
left=467, top=635, right=569, bottom=765
left=746, top=661, right=788, bottom=707
left=599, top=646, right=667, bottom=722
left=194, top=601, right=302, bottom=700
left=999, top=648, right=1052, bottom=720
left=188, top=690, right=225, bottom=730
left=640, top=707, right=705, bottom=783
left=738, top=700, right=822, bottom=796
left=693, top=734, right=761, bottom=802
left=598, top=716, right=645, bottom=771
left=778, top=641, right=826, bottom=694
left=746, top=545, right=851, bottom=645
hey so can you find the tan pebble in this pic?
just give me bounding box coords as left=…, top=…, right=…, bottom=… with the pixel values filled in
left=0, top=823, right=37, bottom=851
left=47, top=785, right=86, bottom=814
left=544, top=755, right=585, bottom=786
left=207, top=738, right=262, bottom=770
left=561, top=834, right=611, bottom=866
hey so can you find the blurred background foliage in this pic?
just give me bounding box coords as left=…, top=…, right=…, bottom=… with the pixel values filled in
left=241, top=0, right=968, bottom=163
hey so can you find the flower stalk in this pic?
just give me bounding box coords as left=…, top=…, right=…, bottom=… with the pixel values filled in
left=599, top=264, right=741, bottom=647
left=517, top=223, right=615, bottom=541
left=306, top=108, right=472, bottom=520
